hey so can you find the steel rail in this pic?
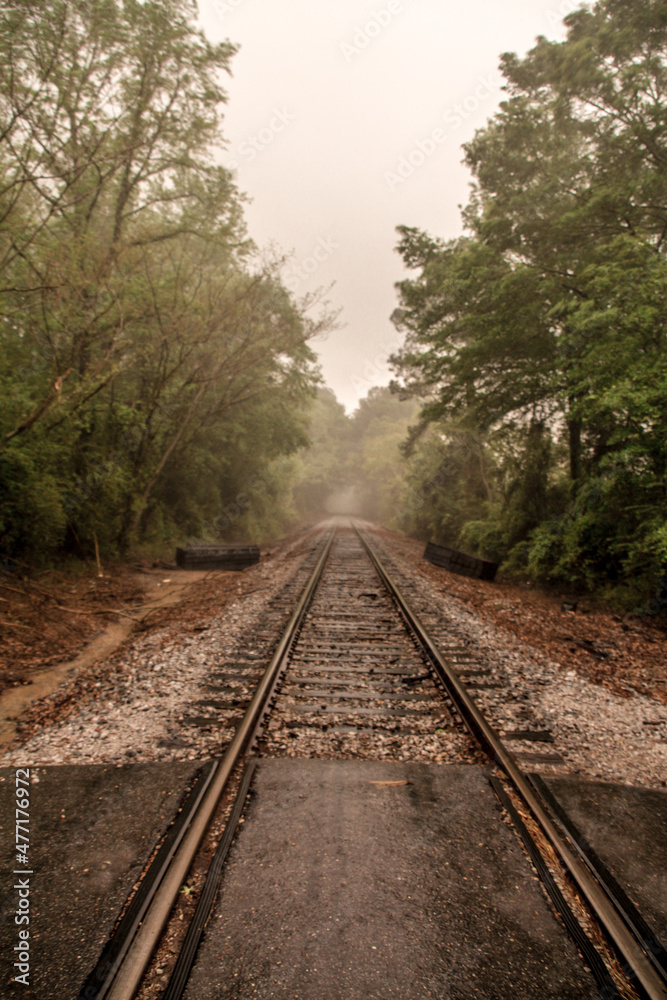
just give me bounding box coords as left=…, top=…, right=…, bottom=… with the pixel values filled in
left=79, top=760, right=219, bottom=1000
left=163, top=759, right=258, bottom=1000
left=103, top=528, right=337, bottom=1000
left=355, top=523, right=667, bottom=1000
left=530, top=772, right=667, bottom=985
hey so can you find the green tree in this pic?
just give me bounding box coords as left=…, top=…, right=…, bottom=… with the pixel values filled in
left=347, top=387, right=418, bottom=525
left=0, top=0, right=243, bottom=448
left=0, top=0, right=326, bottom=563
left=292, top=388, right=351, bottom=519
left=390, top=0, right=667, bottom=605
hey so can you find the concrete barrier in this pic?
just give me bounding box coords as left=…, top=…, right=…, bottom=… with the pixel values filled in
left=175, top=545, right=260, bottom=571
left=423, top=542, right=498, bottom=581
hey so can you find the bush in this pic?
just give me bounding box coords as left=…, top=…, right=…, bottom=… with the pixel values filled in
left=0, top=447, right=66, bottom=563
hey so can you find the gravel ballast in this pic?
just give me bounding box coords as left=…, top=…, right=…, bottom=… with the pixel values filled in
left=368, top=525, right=667, bottom=790
left=1, top=527, right=328, bottom=767
left=3, top=521, right=665, bottom=791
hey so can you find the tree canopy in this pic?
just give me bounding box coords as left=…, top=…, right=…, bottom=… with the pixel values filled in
left=390, top=0, right=667, bottom=608
left=0, top=0, right=328, bottom=562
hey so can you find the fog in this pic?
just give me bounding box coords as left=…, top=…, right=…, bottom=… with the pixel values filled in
left=198, top=0, right=580, bottom=410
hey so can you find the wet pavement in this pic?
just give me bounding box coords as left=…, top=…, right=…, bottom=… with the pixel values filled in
left=0, top=761, right=202, bottom=998
left=183, top=759, right=600, bottom=999
left=542, top=775, right=667, bottom=947
left=2, top=758, right=664, bottom=999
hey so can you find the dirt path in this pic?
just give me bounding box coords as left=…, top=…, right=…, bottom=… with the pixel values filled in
left=0, top=568, right=219, bottom=743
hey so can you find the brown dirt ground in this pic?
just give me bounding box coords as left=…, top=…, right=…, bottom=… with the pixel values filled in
left=377, top=529, right=667, bottom=705
left=2, top=524, right=665, bottom=710
left=0, top=565, right=145, bottom=693
left=0, top=554, right=276, bottom=698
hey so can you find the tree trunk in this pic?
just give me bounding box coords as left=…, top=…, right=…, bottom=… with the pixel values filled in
left=567, top=415, right=582, bottom=486
left=124, top=383, right=207, bottom=549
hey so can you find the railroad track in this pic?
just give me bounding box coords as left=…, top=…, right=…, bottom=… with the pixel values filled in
left=255, top=528, right=477, bottom=764
left=79, top=522, right=667, bottom=1000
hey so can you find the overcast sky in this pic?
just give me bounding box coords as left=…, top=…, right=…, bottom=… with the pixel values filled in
left=198, top=0, right=582, bottom=411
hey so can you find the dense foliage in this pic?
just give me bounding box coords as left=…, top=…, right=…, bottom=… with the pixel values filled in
left=292, top=389, right=351, bottom=519
left=345, top=388, right=419, bottom=524
left=390, top=0, right=667, bottom=609
left=0, top=0, right=325, bottom=563
left=292, top=387, right=417, bottom=525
